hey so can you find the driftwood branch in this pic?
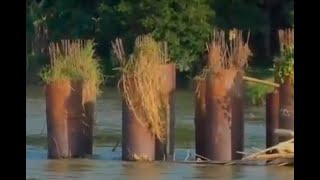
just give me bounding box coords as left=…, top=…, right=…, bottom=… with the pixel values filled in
left=184, top=150, right=191, bottom=161
left=249, top=153, right=294, bottom=160
left=194, top=153, right=211, bottom=161
left=112, top=139, right=120, bottom=152
left=274, top=129, right=294, bottom=138
left=243, top=76, right=279, bottom=88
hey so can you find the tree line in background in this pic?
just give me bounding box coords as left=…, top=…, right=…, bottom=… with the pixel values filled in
left=26, top=0, right=294, bottom=86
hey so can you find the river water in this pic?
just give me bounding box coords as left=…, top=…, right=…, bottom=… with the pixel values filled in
left=26, top=86, right=294, bottom=180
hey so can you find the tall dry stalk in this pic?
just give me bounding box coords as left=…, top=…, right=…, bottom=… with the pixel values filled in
left=278, top=28, right=294, bottom=51
left=275, top=28, right=294, bottom=84
left=112, top=35, right=169, bottom=142
left=207, top=29, right=251, bottom=73
left=196, top=29, right=251, bottom=94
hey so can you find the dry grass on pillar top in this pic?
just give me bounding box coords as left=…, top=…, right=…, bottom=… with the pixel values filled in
left=197, top=29, right=252, bottom=94
left=279, top=28, right=294, bottom=51
left=274, top=28, right=294, bottom=85
left=197, top=29, right=252, bottom=91
left=112, top=35, right=170, bottom=142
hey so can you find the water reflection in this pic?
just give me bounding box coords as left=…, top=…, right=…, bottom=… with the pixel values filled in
left=265, top=166, right=294, bottom=180
left=45, top=159, right=96, bottom=179
left=193, top=164, right=234, bottom=179
left=120, top=161, right=166, bottom=180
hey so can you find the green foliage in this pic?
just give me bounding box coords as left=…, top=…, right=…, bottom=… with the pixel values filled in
left=27, top=0, right=98, bottom=41
left=286, top=0, right=294, bottom=26
left=27, top=53, right=48, bottom=70
left=246, top=67, right=274, bottom=80
left=26, top=12, right=34, bottom=37
left=274, top=46, right=294, bottom=84
left=210, top=0, right=266, bottom=33
left=290, top=11, right=294, bottom=26
left=142, top=0, right=214, bottom=71
left=98, top=0, right=214, bottom=72
left=245, top=67, right=275, bottom=106
left=27, top=0, right=294, bottom=84
left=39, top=58, right=83, bottom=83
left=246, top=84, right=273, bottom=106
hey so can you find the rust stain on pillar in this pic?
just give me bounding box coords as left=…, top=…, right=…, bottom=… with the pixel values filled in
left=279, top=78, right=294, bottom=142
left=122, top=77, right=155, bottom=161
left=45, top=81, right=70, bottom=158
left=155, top=63, right=176, bottom=161
left=231, top=71, right=244, bottom=160
left=205, top=69, right=236, bottom=161
left=266, top=90, right=279, bottom=148
left=194, top=78, right=207, bottom=160
left=66, top=81, right=87, bottom=157
left=45, top=80, right=87, bottom=159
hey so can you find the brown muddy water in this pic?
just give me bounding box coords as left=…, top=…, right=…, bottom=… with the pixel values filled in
left=26, top=86, right=294, bottom=180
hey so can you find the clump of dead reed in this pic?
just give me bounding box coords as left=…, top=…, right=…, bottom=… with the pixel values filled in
left=207, top=29, right=251, bottom=73
left=275, top=28, right=294, bottom=84
left=40, top=39, right=104, bottom=101
left=239, top=129, right=294, bottom=166
left=112, top=35, right=169, bottom=142
left=279, top=28, right=294, bottom=52
left=195, top=29, right=251, bottom=94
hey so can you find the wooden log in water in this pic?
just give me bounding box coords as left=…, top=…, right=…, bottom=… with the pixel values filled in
left=274, top=129, right=294, bottom=138
left=243, top=76, right=279, bottom=87
left=250, top=153, right=294, bottom=160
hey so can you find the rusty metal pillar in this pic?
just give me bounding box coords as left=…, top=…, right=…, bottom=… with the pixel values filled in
left=231, top=72, right=245, bottom=160
left=194, top=79, right=207, bottom=160
left=155, top=63, right=176, bottom=161
left=45, top=80, right=87, bottom=159
left=279, top=78, right=294, bottom=142
left=121, top=77, right=155, bottom=161
left=83, top=100, right=95, bottom=155
left=82, top=82, right=96, bottom=156
left=266, top=90, right=280, bottom=148
left=205, top=69, right=236, bottom=161
left=122, top=100, right=155, bottom=161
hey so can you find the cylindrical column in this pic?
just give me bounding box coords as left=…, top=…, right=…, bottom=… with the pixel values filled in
left=231, top=72, right=244, bottom=160
left=122, top=77, right=155, bottom=161
left=279, top=78, right=294, bottom=142
left=82, top=83, right=96, bottom=156
left=194, top=79, right=207, bottom=160
left=266, top=90, right=280, bottom=148
left=205, top=69, right=237, bottom=161
left=83, top=100, right=95, bottom=155
left=45, top=80, right=87, bottom=159
left=155, top=63, right=176, bottom=161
